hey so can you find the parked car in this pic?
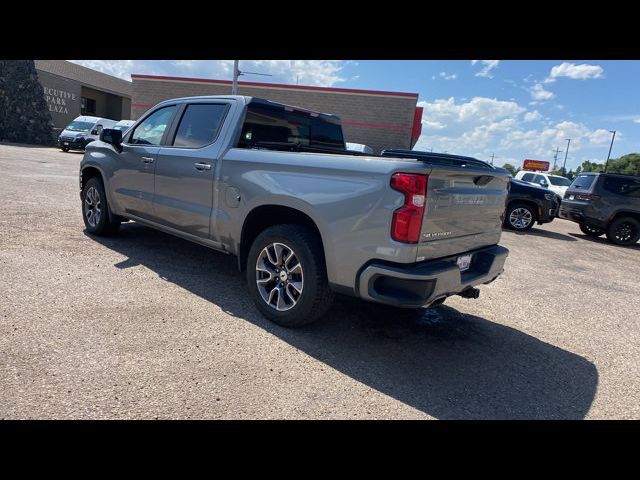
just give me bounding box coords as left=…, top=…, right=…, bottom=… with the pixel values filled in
left=559, top=172, right=640, bottom=245
left=112, top=120, right=136, bottom=133
left=504, top=178, right=561, bottom=231
left=80, top=96, right=510, bottom=327
left=58, top=116, right=117, bottom=152
left=515, top=171, right=572, bottom=198
left=346, top=142, right=374, bottom=154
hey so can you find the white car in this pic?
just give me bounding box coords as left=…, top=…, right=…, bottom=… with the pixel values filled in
left=112, top=120, right=136, bottom=133
left=515, top=171, right=572, bottom=198
left=345, top=142, right=374, bottom=154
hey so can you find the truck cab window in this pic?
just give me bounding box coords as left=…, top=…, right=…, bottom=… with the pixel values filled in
left=130, top=106, right=177, bottom=146
left=172, top=104, right=228, bottom=148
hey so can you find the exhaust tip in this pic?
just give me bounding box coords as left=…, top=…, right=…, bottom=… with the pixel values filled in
left=458, top=287, right=480, bottom=299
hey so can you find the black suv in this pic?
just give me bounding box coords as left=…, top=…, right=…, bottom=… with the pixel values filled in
left=559, top=172, right=640, bottom=246
left=503, top=178, right=560, bottom=231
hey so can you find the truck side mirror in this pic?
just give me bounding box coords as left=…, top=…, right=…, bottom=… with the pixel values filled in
left=100, top=128, right=123, bottom=152
left=539, top=179, right=548, bottom=188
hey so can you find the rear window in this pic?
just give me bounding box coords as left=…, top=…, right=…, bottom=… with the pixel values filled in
left=238, top=103, right=345, bottom=151
left=521, top=173, right=535, bottom=182
left=548, top=176, right=572, bottom=186
left=571, top=175, right=596, bottom=189
left=602, top=176, right=640, bottom=197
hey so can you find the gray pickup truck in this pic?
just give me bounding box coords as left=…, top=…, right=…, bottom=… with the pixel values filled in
left=79, top=95, right=510, bottom=327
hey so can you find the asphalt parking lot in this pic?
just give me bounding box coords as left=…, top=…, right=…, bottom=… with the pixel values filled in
left=1, top=142, right=638, bottom=419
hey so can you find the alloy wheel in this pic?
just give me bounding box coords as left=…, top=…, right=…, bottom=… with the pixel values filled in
left=255, top=242, right=304, bottom=311
left=84, top=186, right=102, bottom=228
left=509, top=207, right=533, bottom=230
left=614, top=221, right=637, bottom=243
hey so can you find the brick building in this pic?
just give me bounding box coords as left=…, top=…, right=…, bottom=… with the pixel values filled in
left=130, top=74, right=422, bottom=154
left=34, top=60, right=132, bottom=132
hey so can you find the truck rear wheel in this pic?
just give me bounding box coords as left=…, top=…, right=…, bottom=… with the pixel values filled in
left=606, top=217, right=640, bottom=246
left=246, top=224, right=333, bottom=327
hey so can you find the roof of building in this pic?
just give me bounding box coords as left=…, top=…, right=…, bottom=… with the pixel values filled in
left=35, top=60, right=132, bottom=98
left=131, top=74, right=419, bottom=99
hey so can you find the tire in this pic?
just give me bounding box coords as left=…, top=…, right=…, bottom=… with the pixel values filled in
left=579, top=223, right=605, bottom=237
left=61, top=147, right=69, bottom=152
left=605, top=216, right=640, bottom=246
left=504, top=202, right=536, bottom=231
left=81, top=177, right=121, bottom=236
left=430, top=297, right=446, bottom=306
left=246, top=224, right=333, bottom=327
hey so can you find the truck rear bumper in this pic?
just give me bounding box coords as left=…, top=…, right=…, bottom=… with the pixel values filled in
left=356, top=245, right=509, bottom=308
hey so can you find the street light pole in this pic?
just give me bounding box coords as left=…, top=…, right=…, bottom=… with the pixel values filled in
left=562, top=138, right=571, bottom=176
left=605, top=130, right=616, bottom=173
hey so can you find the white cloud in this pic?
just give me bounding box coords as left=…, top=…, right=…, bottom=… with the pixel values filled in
left=530, top=83, right=555, bottom=101
left=524, top=110, right=543, bottom=122
left=415, top=96, right=617, bottom=169
left=69, top=60, right=347, bottom=87
left=439, top=72, right=457, bottom=80
left=545, top=62, right=604, bottom=82
left=471, top=60, right=500, bottom=78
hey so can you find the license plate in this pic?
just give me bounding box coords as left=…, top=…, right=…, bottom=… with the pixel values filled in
left=64, top=142, right=69, bottom=145
left=457, top=254, right=472, bottom=272
left=569, top=194, right=575, bottom=200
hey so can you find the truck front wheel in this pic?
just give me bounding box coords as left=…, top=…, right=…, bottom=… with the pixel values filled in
left=246, top=224, right=333, bottom=327
left=81, top=177, right=121, bottom=236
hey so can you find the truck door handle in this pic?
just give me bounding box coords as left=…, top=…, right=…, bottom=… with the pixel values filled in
left=194, top=162, right=212, bottom=171
left=141, top=156, right=155, bottom=164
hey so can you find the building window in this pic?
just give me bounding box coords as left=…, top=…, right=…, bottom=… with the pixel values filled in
left=81, top=97, right=96, bottom=115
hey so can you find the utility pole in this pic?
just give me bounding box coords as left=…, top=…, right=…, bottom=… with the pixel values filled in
left=490, top=153, right=495, bottom=165
left=231, top=60, right=272, bottom=95
left=605, top=130, right=616, bottom=172
left=232, top=60, right=240, bottom=95
left=553, top=147, right=563, bottom=171
left=562, top=138, right=571, bottom=176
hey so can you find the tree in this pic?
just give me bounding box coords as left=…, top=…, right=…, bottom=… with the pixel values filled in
left=502, top=163, right=517, bottom=176
left=581, top=160, right=604, bottom=173
left=605, top=153, right=640, bottom=175
left=0, top=60, right=54, bottom=145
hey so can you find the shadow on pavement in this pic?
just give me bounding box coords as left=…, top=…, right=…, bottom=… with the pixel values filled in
left=503, top=227, right=578, bottom=242
left=569, top=232, right=640, bottom=250
left=87, top=222, right=599, bottom=419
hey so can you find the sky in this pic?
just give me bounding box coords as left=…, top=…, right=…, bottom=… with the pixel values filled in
left=70, top=60, right=640, bottom=171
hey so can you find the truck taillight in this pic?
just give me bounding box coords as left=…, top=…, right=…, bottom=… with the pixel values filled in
left=390, top=173, right=427, bottom=243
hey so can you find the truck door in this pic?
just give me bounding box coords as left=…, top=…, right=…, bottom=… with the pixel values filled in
left=153, top=102, right=230, bottom=239
left=110, top=105, right=177, bottom=220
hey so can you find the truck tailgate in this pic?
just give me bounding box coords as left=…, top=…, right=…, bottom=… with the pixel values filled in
left=416, top=165, right=510, bottom=260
